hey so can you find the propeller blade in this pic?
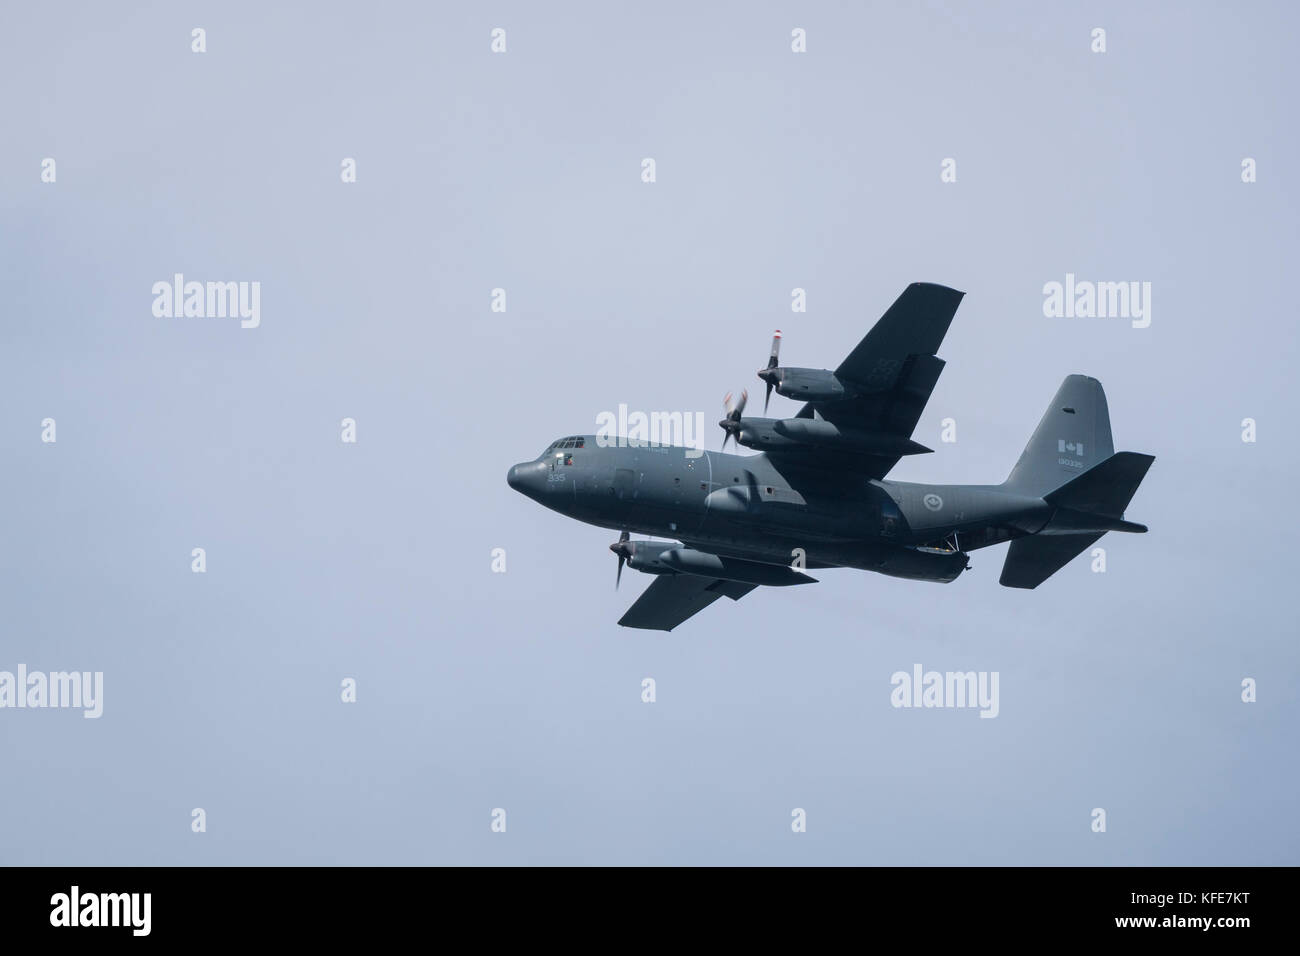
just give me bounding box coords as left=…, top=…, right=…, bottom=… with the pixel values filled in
left=610, top=532, right=630, bottom=589
left=760, top=331, right=781, bottom=412
left=721, top=391, right=747, bottom=451
left=723, top=389, right=748, bottom=421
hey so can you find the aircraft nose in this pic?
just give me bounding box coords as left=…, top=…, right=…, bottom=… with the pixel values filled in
left=507, top=461, right=544, bottom=496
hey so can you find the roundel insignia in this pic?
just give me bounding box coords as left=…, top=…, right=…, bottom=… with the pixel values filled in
left=923, top=493, right=943, bottom=512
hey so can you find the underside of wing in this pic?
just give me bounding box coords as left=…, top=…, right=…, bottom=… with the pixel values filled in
left=765, top=436, right=904, bottom=482
left=834, top=282, right=965, bottom=388
left=768, top=283, right=965, bottom=480
left=618, top=575, right=757, bottom=632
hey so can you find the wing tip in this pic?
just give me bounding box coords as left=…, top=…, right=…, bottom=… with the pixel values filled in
left=617, top=617, right=675, bottom=632
left=909, top=281, right=965, bottom=299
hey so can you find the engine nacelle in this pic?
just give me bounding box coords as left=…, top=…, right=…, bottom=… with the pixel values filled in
left=732, top=416, right=933, bottom=457
left=773, top=418, right=933, bottom=456
left=769, top=367, right=850, bottom=403
left=732, top=418, right=805, bottom=452
left=626, top=541, right=680, bottom=575
left=660, top=548, right=818, bottom=586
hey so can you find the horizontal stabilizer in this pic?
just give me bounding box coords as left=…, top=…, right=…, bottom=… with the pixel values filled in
left=1002, top=452, right=1153, bottom=587
left=1044, top=451, right=1154, bottom=517
left=1000, top=533, right=1104, bottom=589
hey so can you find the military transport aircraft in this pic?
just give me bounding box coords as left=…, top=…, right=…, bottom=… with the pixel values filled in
left=507, top=283, right=1154, bottom=631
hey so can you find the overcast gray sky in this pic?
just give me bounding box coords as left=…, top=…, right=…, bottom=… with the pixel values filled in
left=2, top=0, right=1297, bottom=865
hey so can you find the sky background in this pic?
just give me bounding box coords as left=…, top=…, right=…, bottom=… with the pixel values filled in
left=2, top=0, right=1296, bottom=865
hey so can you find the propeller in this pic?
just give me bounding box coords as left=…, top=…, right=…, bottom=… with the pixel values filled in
left=758, top=330, right=782, bottom=413
left=718, top=389, right=748, bottom=450
left=609, top=531, right=631, bottom=589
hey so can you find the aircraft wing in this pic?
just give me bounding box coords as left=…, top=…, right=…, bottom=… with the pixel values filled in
left=774, top=282, right=965, bottom=480
left=618, top=575, right=757, bottom=632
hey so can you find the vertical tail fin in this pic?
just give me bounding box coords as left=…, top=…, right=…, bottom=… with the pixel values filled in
left=1003, top=375, right=1114, bottom=496
left=1000, top=376, right=1154, bottom=588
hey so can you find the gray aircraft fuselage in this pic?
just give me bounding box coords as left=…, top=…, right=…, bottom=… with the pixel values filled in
left=508, top=436, right=1053, bottom=584
left=506, top=287, right=1152, bottom=626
